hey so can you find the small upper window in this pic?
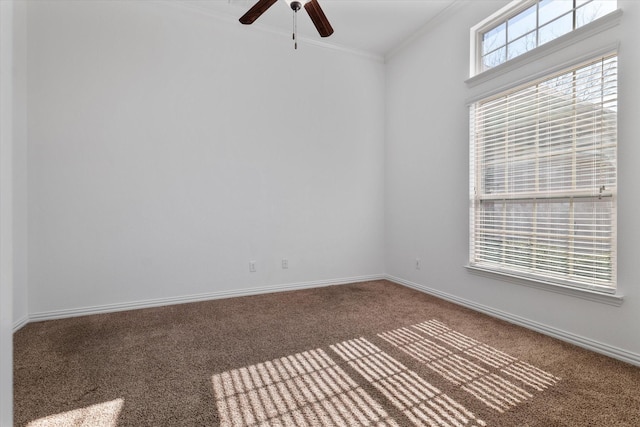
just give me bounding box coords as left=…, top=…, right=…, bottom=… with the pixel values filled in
left=477, top=0, right=617, bottom=73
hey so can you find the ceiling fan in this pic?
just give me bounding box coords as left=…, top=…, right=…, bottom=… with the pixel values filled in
left=239, top=0, right=334, bottom=48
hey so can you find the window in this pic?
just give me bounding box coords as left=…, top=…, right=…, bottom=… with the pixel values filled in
left=478, top=0, right=617, bottom=72
left=469, top=54, right=617, bottom=293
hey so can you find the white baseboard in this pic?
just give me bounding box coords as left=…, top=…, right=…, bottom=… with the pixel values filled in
left=25, top=274, right=385, bottom=324
left=13, top=316, right=28, bottom=333
left=386, top=274, right=640, bottom=367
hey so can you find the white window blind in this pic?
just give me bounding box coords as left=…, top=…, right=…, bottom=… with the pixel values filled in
left=469, top=54, right=617, bottom=293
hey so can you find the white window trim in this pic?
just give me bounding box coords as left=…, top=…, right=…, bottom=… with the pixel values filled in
left=466, top=265, right=623, bottom=306
left=469, top=0, right=537, bottom=77
left=467, top=8, right=623, bottom=86
left=466, top=3, right=625, bottom=303
left=468, top=55, right=622, bottom=300
left=465, top=41, right=620, bottom=106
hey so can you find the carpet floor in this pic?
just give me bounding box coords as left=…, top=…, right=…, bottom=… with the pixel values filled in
left=13, top=280, right=640, bottom=426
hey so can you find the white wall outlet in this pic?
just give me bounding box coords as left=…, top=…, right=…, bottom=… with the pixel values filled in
left=249, top=261, right=256, bottom=272
left=415, top=258, right=421, bottom=270
left=282, top=259, right=288, bottom=269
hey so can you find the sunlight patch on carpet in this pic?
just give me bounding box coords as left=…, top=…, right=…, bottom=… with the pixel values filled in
left=211, top=349, right=400, bottom=426
left=26, top=398, right=124, bottom=427
left=378, top=319, right=561, bottom=413
left=211, top=320, right=560, bottom=425
left=331, top=338, right=487, bottom=427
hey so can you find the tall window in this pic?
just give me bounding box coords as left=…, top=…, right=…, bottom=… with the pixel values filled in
left=479, top=0, right=617, bottom=72
left=469, top=54, right=617, bottom=293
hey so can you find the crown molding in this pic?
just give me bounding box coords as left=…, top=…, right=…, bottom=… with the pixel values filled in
left=385, top=0, right=466, bottom=63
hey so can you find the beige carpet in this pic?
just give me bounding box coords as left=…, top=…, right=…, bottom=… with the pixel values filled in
left=13, top=280, right=640, bottom=426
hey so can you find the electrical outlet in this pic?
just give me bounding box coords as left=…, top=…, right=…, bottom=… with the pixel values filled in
left=282, top=259, right=288, bottom=269
left=249, top=261, right=256, bottom=273
left=415, top=258, right=421, bottom=270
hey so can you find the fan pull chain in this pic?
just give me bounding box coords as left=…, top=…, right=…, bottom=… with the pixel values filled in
left=292, top=9, right=298, bottom=49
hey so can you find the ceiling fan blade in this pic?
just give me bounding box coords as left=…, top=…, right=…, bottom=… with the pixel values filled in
left=239, top=0, right=278, bottom=25
left=304, top=0, right=334, bottom=37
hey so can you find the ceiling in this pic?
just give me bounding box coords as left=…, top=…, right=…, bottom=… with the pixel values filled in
left=179, top=0, right=459, bottom=59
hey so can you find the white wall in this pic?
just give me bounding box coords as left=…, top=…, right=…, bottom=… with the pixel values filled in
left=0, top=1, right=14, bottom=423
left=386, top=0, right=640, bottom=362
left=26, top=0, right=385, bottom=315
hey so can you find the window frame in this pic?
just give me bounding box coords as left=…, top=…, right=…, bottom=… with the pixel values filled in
left=469, top=0, right=621, bottom=79
left=472, top=0, right=537, bottom=74
left=469, top=53, right=618, bottom=295
left=466, top=0, right=624, bottom=304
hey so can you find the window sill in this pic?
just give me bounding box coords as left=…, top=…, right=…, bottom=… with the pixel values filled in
left=465, top=9, right=623, bottom=89
left=465, top=265, right=624, bottom=307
